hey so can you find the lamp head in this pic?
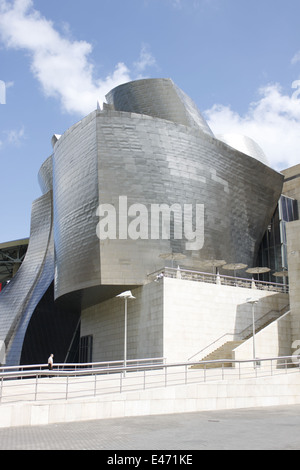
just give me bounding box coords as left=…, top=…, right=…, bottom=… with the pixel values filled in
left=116, top=290, right=136, bottom=299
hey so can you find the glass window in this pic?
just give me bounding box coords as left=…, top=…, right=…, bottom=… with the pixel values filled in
left=287, top=198, right=294, bottom=222
left=292, top=200, right=299, bottom=221
left=282, top=244, right=288, bottom=270
left=280, top=195, right=298, bottom=222
left=280, top=220, right=287, bottom=244
left=79, top=335, right=93, bottom=363
left=256, top=195, right=298, bottom=278
left=280, top=197, right=288, bottom=222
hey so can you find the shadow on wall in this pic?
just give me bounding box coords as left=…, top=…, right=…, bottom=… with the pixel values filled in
left=20, top=282, right=80, bottom=365
left=235, top=293, right=289, bottom=337
left=235, top=293, right=290, bottom=355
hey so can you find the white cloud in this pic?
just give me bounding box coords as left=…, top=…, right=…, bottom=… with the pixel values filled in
left=134, top=44, right=157, bottom=75
left=0, top=80, right=5, bottom=104
left=5, top=126, right=25, bottom=146
left=291, top=51, right=300, bottom=65
left=0, top=0, right=155, bottom=115
left=205, top=82, right=300, bottom=171
left=169, top=0, right=218, bottom=10
left=169, top=0, right=182, bottom=8
left=0, top=126, right=26, bottom=150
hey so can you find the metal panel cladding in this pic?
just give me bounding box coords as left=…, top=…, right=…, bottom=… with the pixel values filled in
left=0, top=191, right=54, bottom=365
left=105, top=78, right=214, bottom=136
left=52, top=79, right=283, bottom=301
left=53, top=111, right=101, bottom=299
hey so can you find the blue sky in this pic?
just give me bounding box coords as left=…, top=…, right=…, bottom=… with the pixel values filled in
left=1, top=0, right=300, bottom=242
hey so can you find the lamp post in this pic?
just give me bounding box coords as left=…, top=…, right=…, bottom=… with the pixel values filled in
left=116, top=291, right=136, bottom=375
left=246, top=298, right=259, bottom=368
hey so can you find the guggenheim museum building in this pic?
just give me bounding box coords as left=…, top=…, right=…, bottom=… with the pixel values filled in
left=0, top=78, right=297, bottom=367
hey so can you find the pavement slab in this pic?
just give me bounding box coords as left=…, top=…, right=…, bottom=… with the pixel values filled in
left=0, top=405, right=299, bottom=451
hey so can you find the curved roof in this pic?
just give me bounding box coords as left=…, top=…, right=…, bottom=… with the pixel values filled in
left=217, top=133, right=270, bottom=166
left=105, top=78, right=214, bottom=136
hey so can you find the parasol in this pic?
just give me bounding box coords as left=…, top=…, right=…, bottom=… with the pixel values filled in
left=159, top=252, right=186, bottom=268
left=223, top=263, right=248, bottom=277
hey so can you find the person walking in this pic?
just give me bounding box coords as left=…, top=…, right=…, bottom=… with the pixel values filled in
left=48, top=354, right=54, bottom=371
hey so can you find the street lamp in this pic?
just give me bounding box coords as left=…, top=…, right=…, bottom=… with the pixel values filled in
left=246, top=298, right=259, bottom=368
left=116, top=291, right=136, bottom=374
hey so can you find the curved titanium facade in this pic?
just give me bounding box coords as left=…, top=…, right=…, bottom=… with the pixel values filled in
left=0, top=78, right=284, bottom=364
left=38, top=154, right=53, bottom=195
left=106, top=78, right=214, bottom=136
left=217, top=133, right=270, bottom=166
left=0, top=191, right=54, bottom=365
left=53, top=79, right=283, bottom=301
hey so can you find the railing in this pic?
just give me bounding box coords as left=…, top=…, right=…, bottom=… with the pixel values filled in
left=0, top=357, right=165, bottom=374
left=188, top=307, right=291, bottom=362
left=0, top=356, right=299, bottom=405
left=188, top=332, right=236, bottom=362
left=148, top=267, right=289, bottom=293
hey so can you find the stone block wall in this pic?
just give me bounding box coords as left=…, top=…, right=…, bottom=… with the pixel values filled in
left=80, top=281, right=164, bottom=362
left=163, top=277, right=289, bottom=362
left=80, top=277, right=289, bottom=364
left=287, top=220, right=300, bottom=347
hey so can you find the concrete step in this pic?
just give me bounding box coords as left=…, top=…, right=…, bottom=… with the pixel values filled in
left=191, top=309, right=290, bottom=369
left=192, top=341, right=244, bottom=368
left=243, top=317, right=278, bottom=340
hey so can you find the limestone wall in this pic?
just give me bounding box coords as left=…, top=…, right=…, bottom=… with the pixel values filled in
left=287, top=220, right=300, bottom=347
left=81, top=277, right=289, bottom=364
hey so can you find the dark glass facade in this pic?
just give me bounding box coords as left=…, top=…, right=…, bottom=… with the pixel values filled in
left=257, top=195, right=298, bottom=282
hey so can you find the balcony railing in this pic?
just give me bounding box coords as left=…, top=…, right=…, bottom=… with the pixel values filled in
left=148, top=267, right=288, bottom=293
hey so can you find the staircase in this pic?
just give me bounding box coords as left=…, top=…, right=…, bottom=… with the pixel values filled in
left=192, top=307, right=290, bottom=369
left=242, top=316, right=277, bottom=341
left=192, top=341, right=243, bottom=368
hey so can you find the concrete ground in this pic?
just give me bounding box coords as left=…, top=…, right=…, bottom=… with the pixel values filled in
left=0, top=405, right=299, bottom=450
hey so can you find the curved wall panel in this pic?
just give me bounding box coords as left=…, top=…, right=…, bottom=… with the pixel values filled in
left=95, top=112, right=282, bottom=282
left=38, top=154, right=53, bottom=194
left=0, top=191, right=54, bottom=365
left=0, top=78, right=284, bottom=366
left=105, top=78, right=214, bottom=137
left=53, top=111, right=100, bottom=299
left=53, top=80, right=283, bottom=301
left=217, top=133, right=270, bottom=166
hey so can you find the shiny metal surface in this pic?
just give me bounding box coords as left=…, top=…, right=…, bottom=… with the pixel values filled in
left=217, top=133, right=270, bottom=166
left=53, top=111, right=100, bottom=299
left=38, top=154, right=53, bottom=194
left=0, top=78, right=284, bottom=365
left=53, top=79, right=283, bottom=301
left=105, top=78, right=214, bottom=136
left=0, top=192, right=54, bottom=365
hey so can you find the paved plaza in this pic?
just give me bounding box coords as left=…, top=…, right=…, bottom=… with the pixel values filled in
left=0, top=405, right=299, bottom=450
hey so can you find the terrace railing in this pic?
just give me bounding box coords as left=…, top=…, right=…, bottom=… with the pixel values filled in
left=148, top=267, right=288, bottom=293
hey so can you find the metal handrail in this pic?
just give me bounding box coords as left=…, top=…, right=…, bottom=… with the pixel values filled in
left=188, top=332, right=236, bottom=361
left=148, top=267, right=288, bottom=293
left=0, top=357, right=166, bottom=373
left=188, top=307, right=291, bottom=361
left=0, top=356, right=297, bottom=381
left=0, top=356, right=299, bottom=405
